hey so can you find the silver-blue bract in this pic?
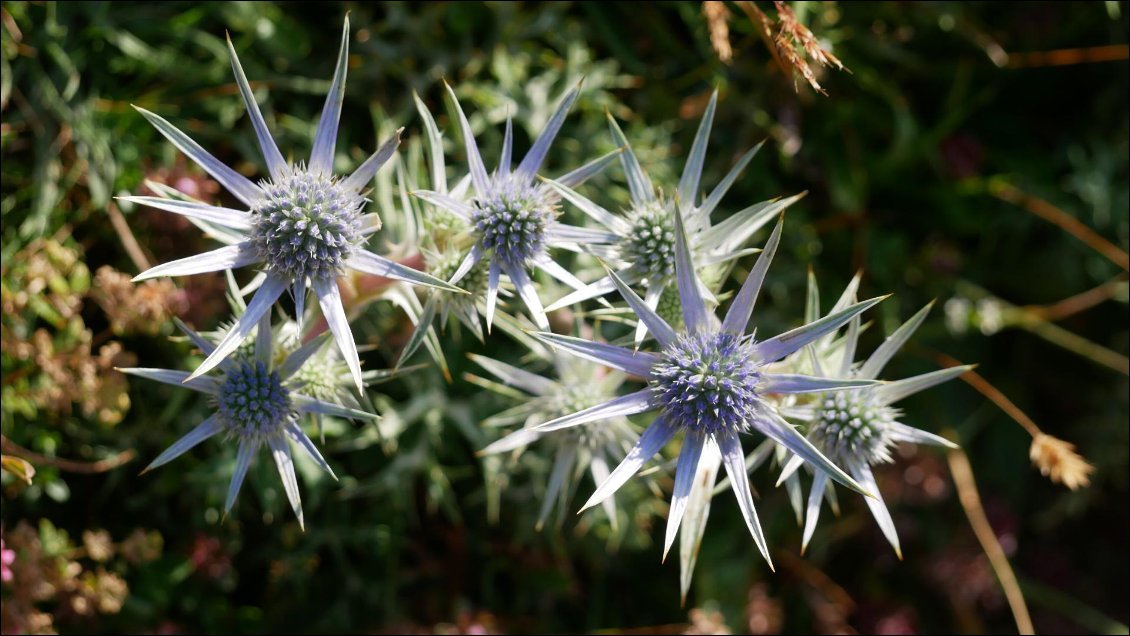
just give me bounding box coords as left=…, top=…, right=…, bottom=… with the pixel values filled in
left=120, top=315, right=377, bottom=529
left=529, top=211, right=887, bottom=569
left=414, top=83, right=620, bottom=332
left=473, top=347, right=638, bottom=531
left=123, top=17, right=462, bottom=393
left=775, top=282, right=972, bottom=558
left=543, top=90, right=803, bottom=345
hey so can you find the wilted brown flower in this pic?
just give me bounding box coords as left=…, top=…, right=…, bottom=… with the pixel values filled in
left=1, top=237, right=140, bottom=426
left=91, top=266, right=188, bottom=336
left=746, top=583, right=783, bottom=635
left=4, top=328, right=136, bottom=426
left=737, top=1, right=848, bottom=94
left=1, top=521, right=147, bottom=635
left=684, top=607, right=732, bottom=635
left=1029, top=433, right=1094, bottom=490
left=82, top=531, right=114, bottom=563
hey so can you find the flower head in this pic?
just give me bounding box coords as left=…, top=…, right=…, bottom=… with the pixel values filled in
left=122, top=17, right=461, bottom=392
left=776, top=284, right=972, bottom=558
left=1029, top=433, right=1094, bottom=490
left=120, top=315, right=377, bottom=528
left=544, top=91, right=803, bottom=344
left=473, top=346, right=637, bottom=531
left=530, top=211, right=885, bottom=568
left=249, top=170, right=366, bottom=282
left=414, top=83, right=620, bottom=332
left=652, top=331, right=763, bottom=436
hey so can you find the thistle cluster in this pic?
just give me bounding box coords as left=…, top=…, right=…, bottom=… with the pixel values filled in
left=118, top=15, right=968, bottom=600
left=622, top=199, right=677, bottom=283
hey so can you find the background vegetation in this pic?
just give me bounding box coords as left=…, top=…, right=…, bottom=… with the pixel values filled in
left=2, top=2, right=1127, bottom=633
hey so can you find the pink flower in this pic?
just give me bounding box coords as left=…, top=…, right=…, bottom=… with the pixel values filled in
left=1, top=535, right=15, bottom=583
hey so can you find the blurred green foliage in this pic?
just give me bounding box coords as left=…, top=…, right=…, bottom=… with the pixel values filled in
left=1, top=1, right=1127, bottom=633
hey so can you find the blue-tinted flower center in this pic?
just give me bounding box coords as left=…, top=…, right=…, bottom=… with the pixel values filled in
left=217, top=361, right=291, bottom=439
left=250, top=170, right=365, bottom=281
left=810, top=390, right=895, bottom=464
left=623, top=200, right=676, bottom=282
left=651, top=331, right=762, bottom=435
left=470, top=175, right=553, bottom=267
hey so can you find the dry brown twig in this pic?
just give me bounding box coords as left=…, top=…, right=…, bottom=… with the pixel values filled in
left=947, top=447, right=1035, bottom=636
left=733, top=1, right=848, bottom=94
left=1, top=435, right=136, bottom=474
left=934, top=352, right=1095, bottom=490
left=990, top=180, right=1129, bottom=271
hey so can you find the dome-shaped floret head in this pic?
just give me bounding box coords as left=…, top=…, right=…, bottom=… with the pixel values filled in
left=623, top=200, right=676, bottom=283
left=250, top=169, right=366, bottom=282
left=655, top=284, right=686, bottom=331
left=425, top=208, right=472, bottom=247
left=427, top=248, right=489, bottom=296
left=570, top=416, right=634, bottom=453
left=217, top=361, right=292, bottom=441
left=810, top=390, right=896, bottom=465
left=291, top=355, right=343, bottom=404
left=651, top=331, right=762, bottom=436
left=470, top=174, right=554, bottom=267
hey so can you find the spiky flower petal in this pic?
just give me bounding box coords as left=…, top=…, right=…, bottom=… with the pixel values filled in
left=125, top=17, right=461, bottom=392
left=122, top=317, right=376, bottom=528
left=528, top=212, right=881, bottom=572
left=543, top=93, right=804, bottom=350
left=780, top=282, right=971, bottom=556
left=474, top=345, right=638, bottom=531
left=413, top=83, right=619, bottom=332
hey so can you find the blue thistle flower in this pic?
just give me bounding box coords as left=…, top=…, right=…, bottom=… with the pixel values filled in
left=772, top=282, right=973, bottom=558
left=472, top=344, right=638, bottom=531
left=413, top=83, right=621, bottom=332
left=119, top=315, right=377, bottom=528
left=120, top=17, right=462, bottom=392
left=543, top=90, right=804, bottom=345
left=527, top=211, right=888, bottom=569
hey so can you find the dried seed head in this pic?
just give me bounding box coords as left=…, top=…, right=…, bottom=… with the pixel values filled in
left=1030, top=433, right=1094, bottom=490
